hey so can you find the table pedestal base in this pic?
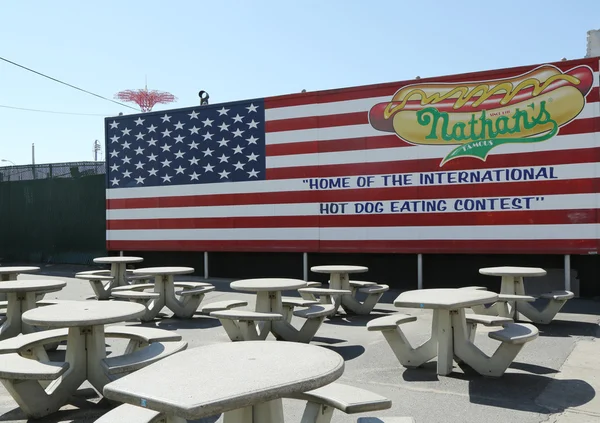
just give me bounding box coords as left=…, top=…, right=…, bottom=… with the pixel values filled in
left=223, top=399, right=284, bottom=423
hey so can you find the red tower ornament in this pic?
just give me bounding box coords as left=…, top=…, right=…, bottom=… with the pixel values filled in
left=114, top=86, right=177, bottom=112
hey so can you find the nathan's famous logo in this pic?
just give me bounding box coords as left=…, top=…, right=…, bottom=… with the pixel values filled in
left=369, top=64, right=594, bottom=166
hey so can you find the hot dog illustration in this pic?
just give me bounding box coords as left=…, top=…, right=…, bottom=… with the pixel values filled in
left=368, top=65, right=594, bottom=164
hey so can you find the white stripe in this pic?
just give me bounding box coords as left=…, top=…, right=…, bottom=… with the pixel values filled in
left=106, top=161, right=600, bottom=200
left=266, top=71, right=600, bottom=120
left=266, top=132, right=600, bottom=169
left=266, top=103, right=598, bottom=145
left=106, top=192, right=599, bottom=220
left=107, top=224, right=600, bottom=241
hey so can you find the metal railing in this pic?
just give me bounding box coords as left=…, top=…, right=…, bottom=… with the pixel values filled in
left=0, top=161, right=106, bottom=182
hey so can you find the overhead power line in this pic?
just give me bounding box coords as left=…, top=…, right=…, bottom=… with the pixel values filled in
left=0, top=56, right=139, bottom=111
left=0, top=104, right=110, bottom=116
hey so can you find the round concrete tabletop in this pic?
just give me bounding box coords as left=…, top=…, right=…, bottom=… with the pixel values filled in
left=0, top=266, right=40, bottom=274
left=0, top=279, right=66, bottom=293
left=311, top=265, right=368, bottom=274
left=132, top=267, right=195, bottom=276
left=479, top=266, right=547, bottom=277
left=394, top=288, right=498, bottom=310
left=22, top=301, right=146, bottom=327
left=103, top=341, right=345, bottom=420
left=93, top=256, right=144, bottom=264
left=231, top=278, right=307, bottom=292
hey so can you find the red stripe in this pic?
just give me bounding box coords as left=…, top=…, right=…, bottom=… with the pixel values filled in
left=264, top=59, right=599, bottom=109
left=265, top=117, right=600, bottom=157
left=107, top=238, right=598, bottom=254
left=107, top=208, right=598, bottom=230
left=107, top=177, right=596, bottom=210
left=266, top=146, right=600, bottom=180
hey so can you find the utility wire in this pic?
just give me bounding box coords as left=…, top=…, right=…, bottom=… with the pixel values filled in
left=0, top=104, right=110, bottom=116
left=0, top=56, right=139, bottom=111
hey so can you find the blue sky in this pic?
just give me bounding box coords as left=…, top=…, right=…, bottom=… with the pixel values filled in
left=1, top=0, right=599, bottom=166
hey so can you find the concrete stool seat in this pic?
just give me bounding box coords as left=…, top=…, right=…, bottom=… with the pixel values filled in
left=367, top=314, right=417, bottom=331
left=293, top=304, right=335, bottom=319
left=102, top=340, right=187, bottom=375
left=291, top=382, right=392, bottom=421
left=282, top=297, right=319, bottom=307
left=174, top=286, right=215, bottom=296
left=105, top=326, right=183, bottom=354
left=300, top=287, right=351, bottom=296
left=540, top=290, right=574, bottom=300
left=358, top=418, right=416, bottom=423
left=199, top=300, right=248, bottom=314
left=466, top=314, right=513, bottom=326
left=0, top=353, right=69, bottom=380
left=173, top=281, right=213, bottom=289
left=127, top=274, right=153, bottom=283
left=0, top=328, right=69, bottom=354
left=348, top=280, right=378, bottom=288
left=498, top=294, right=535, bottom=302
left=358, top=284, right=389, bottom=295
left=305, top=281, right=322, bottom=287
left=459, top=286, right=488, bottom=290
left=94, top=404, right=164, bottom=423
left=112, top=290, right=161, bottom=300
left=75, top=274, right=113, bottom=281
left=489, top=323, right=539, bottom=345
left=210, top=310, right=283, bottom=342
left=210, top=310, right=283, bottom=321
left=75, top=273, right=115, bottom=300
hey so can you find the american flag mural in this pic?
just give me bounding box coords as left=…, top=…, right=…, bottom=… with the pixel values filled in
left=105, top=57, right=600, bottom=254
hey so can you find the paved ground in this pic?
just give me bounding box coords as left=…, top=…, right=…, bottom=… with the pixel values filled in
left=0, top=264, right=598, bottom=423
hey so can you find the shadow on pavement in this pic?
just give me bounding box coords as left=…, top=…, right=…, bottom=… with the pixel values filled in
left=317, top=344, right=366, bottom=361
left=534, top=319, right=600, bottom=338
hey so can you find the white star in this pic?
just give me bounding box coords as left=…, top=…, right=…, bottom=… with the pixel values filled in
left=189, top=126, right=200, bottom=134
left=110, top=177, right=120, bottom=186
left=247, top=168, right=260, bottom=178
left=110, top=163, right=120, bottom=172
left=147, top=137, right=158, bottom=146
left=160, top=143, right=172, bottom=152
left=135, top=161, right=145, bottom=170
left=189, top=157, right=200, bottom=165
left=174, top=150, right=185, bottom=159
left=110, top=135, right=120, bottom=143
left=161, top=114, right=172, bottom=123
left=232, top=114, right=244, bottom=123
left=148, top=168, right=158, bottom=176
left=232, top=128, right=244, bottom=138
left=202, top=131, right=214, bottom=141
left=121, top=141, right=131, bottom=149
left=188, top=110, right=199, bottom=119
left=161, top=159, right=172, bottom=167
left=202, top=117, right=214, bottom=127
left=246, top=103, right=259, bottom=113
left=161, top=173, right=172, bottom=183
left=188, top=141, right=199, bottom=150
left=134, top=117, right=145, bottom=126
left=174, top=135, right=185, bottom=143
left=218, top=154, right=230, bottom=163
left=109, top=120, right=119, bottom=129
left=175, top=165, right=186, bottom=174
left=174, top=121, right=185, bottom=130
left=217, top=107, right=230, bottom=116
left=147, top=124, right=157, bottom=133
left=218, top=170, right=230, bottom=179
left=202, top=148, right=214, bottom=157
left=161, top=128, right=172, bottom=137
left=217, top=138, right=229, bottom=147
left=121, top=127, right=131, bottom=135
left=189, top=171, right=200, bottom=181
left=122, top=156, right=132, bottom=164
left=110, top=150, right=119, bottom=158
left=135, top=176, right=145, bottom=184
left=246, top=152, right=259, bottom=162
left=246, top=135, right=259, bottom=145
left=233, top=161, right=245, bottom=170
left=218, top=122, right=230, bottom=132
left=203, top=163, right=214, bottom=172
left=247, top=120, right=259, bottom=129
left=147, top=153, right=157, bottom=162
left=135, top=132, right=144, bottom=140
left=134, top=147, right=144, bottom=155
left=122, top=170, right=132, bottom=178
left=232, top=145, right=244, bottom=154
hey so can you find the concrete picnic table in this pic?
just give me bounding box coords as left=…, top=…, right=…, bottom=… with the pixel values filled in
left=7, top=301, right=147, bottom=416
left=224, top=278, right=330, bottom=342
left=478, top=266, right=573, bottom=324
left=114, top=266, right=210, bottom=321
left=0, top=266, right=41, bottom=301
left=93, top=256, right=144, bottom=287
left=103, top=341, right=344, bottom=423
left=0, top=279, right=66, bottom=340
